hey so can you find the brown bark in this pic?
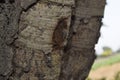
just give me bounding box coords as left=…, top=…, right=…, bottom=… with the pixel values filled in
left=0, top=0, right=106, bottom=80
left=59, top=0, right=106, bottom=79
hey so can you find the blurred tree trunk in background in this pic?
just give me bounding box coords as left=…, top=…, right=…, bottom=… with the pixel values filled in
left=0, top=0, right=106, bottom=80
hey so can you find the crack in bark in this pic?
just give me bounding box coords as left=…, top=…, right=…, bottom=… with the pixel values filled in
left=44, top=52, right=53, bottom=68
left=35, top=60, right=45, bottom=80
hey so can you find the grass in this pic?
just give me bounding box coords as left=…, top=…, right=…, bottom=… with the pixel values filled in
left=92, top=53, right=120, bottom=70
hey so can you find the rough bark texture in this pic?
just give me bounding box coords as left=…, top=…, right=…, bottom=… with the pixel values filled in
left=0, top=0, right=106, bottom=80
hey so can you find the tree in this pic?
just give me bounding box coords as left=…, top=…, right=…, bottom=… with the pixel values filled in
left=103, top=46, right=112, bottom=51
left=0, top=0, right=106, bottom=80
left=101, top=46, right=112, bottom=56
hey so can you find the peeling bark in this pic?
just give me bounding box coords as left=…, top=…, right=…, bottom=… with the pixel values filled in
left=0, top=0, right=106, bottom=80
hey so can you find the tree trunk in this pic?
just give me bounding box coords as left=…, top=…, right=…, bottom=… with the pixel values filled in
left=0, top=0, right=106, bottom=80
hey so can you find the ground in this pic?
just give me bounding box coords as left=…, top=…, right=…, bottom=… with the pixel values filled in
left=89, top=63, right=120, bottom=80
left=88, top=53, right=120, bottom=80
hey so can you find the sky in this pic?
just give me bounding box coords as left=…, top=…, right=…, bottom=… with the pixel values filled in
left=95, top=0, right=120, bottom=54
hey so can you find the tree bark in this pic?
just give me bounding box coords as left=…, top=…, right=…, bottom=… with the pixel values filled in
left=0, top=0, right=106, bottom=80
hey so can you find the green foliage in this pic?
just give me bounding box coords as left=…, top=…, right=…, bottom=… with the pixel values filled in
left=101, top=49, right=112, bottom=57
left=103, top=46, right=111, bottom=51
left=101, top=46, right=112, bottom=56
left=92, top=54, right=120, bottom=70
left=101, top=50, right=112, bottom=56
